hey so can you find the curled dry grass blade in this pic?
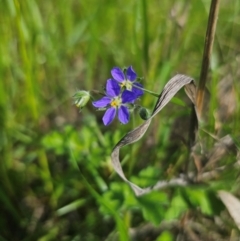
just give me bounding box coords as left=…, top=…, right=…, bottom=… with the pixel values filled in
left=111, top=74, right=196, bottom=196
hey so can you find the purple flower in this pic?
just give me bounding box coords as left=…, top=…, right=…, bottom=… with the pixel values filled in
left=111, top=66, right=144, bottom=98
left=92, top=79, right=137, bottom=125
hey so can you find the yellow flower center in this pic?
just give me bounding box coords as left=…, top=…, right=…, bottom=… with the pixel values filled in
left=110, top=97, right=122, bottom=108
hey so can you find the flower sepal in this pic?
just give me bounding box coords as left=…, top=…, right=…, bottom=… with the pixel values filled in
left=136, top=77, right=144, bottom=82
left=123, top=103, right=135, bottom=112
left=96, top=107, right=108, bottom=111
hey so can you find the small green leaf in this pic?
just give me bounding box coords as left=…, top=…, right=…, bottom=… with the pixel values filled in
left=165, top=193, right=188, bottom=221
left=183, top=188, right=224, bottom=215
left=156, top=231, right=174, bottom=241
left=138, top=192, right=168, bottom=225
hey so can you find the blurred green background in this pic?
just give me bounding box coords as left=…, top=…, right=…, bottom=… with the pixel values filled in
left=0, top=0, right=240, bottom=240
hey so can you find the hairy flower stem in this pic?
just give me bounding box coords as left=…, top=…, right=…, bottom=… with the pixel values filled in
left=90, top=90, right=105, bottom=96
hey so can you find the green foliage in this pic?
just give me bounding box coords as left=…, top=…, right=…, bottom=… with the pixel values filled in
left=0, top=0, right=240, bottom=240
left=182, top=187, right=224, bottom=216
left=138, top=192, right=169, bottom=225
left=164, top=192, right=188, bottom=221
left=156, top=231, right=174, bottom=241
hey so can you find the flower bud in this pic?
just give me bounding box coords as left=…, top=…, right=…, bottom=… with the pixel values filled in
left=73, top=90, right=91, bottom=109
left=139, top=107, right=151, bottom=120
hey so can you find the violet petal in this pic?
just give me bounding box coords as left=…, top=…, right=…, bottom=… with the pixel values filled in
left=126, top=66, right=137, bottom=81
left=106, top=79, right=120, bottom=97
left=111, top=67, right=125, bottom=82
left=118, top=106, right=129, bottom=124
left=121, top=90, right=137, bottom=103
left=132, top=82, right=144, bottom=98
left=103, top=107, right=116, bottom=125
left=92, top=96, right=111, bottom=108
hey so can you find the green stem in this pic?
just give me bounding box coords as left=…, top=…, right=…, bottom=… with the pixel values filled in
left=90, top=90, right=105, bottom=96
left=89, top=90, right=105, bottom=101
left=133, top=84, right=159, bottom=97
left=89, top=85, right=160, bottom=102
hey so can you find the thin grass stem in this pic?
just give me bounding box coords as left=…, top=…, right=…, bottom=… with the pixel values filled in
left=141, top=0, right=149, bottom=72
left=196, top=0, right=220, bottom=120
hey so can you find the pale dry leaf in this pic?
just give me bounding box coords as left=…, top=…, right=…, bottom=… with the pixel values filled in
left=218, top=190, right=240, bottom=230
left=111, top=74, right=197, bottom=196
